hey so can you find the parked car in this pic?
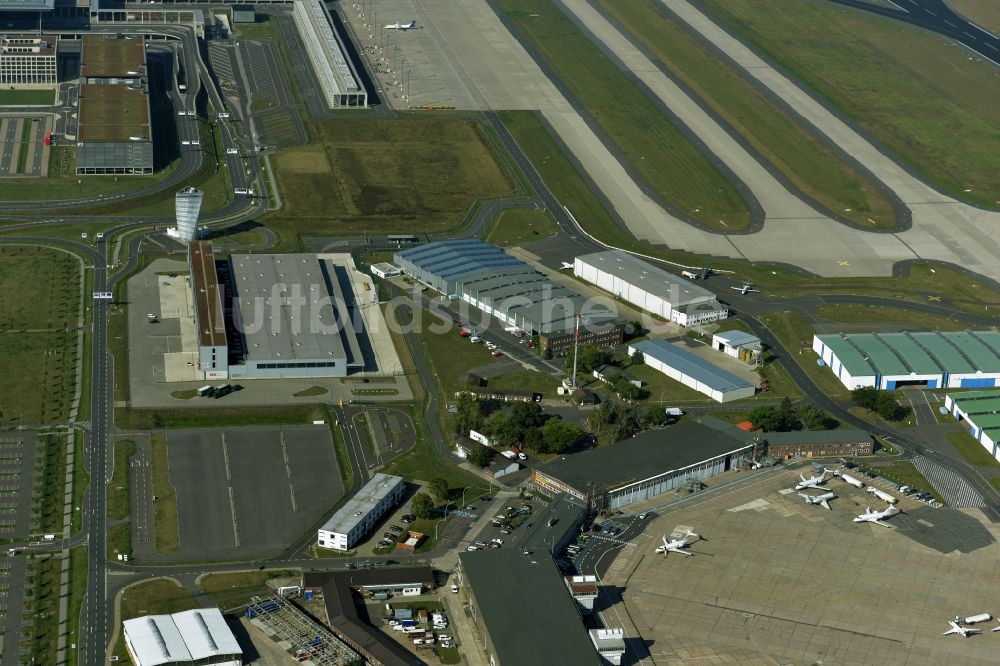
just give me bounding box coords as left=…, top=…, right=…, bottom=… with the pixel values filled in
left=390, top=525, right=403, bottom=533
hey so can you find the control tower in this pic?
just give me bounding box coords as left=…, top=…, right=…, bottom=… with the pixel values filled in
left=172, top=186, right=204, bottom=242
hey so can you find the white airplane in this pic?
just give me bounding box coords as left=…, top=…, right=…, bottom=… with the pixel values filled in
left=992, top=620, right=1000, bottom=632
left=853, top=505, right=899, bottom=527
left=730, top=282, right=759, bottom=295
left=654, top=531, right=698, bottom=557
left=794, top=470, right=830, bottom=490
left=559, top=262, right=574, bottom=270
left=798, top=491, right=836, bottom=510
left=384, top=19, right=416, bottom=30
left=943, top=620, right=979, bottom=637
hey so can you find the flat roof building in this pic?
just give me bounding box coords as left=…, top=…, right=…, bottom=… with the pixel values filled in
left=318, top=473, right=405, bottom=551
left=945, top=390, right=1000, bottom=463
left=590, top=628, right=626, bottom=665
left=763, top=429, right=873, bottom=459
left=575, top=251, right=728, bottom=327
left=123, top=608, right=242, bottom=666
left=532, top=417, right=757, bottom=510
left=292, top=0, right=367, bottom=107
left=630, top=338, right=757, bottom=403
left=813, top=331, right=1000, bottom=391
left=396, top=240, right=623, bottom=353
left=0, top=0, right=54, bottom=11
left=458, top=549, right=601, bottom=666
left=189, top=241, right=228, bottom=379
left=81, top=34, right=145, bottom=80
left=0, top=34, right=56, bottom=87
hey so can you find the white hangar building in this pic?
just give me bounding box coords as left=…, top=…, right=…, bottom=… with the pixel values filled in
left=574, top=251, right=728, bottom=327
left=630, top=338, right=756, bottom=403
left=813, top=331, right=1000, bottom=391
left=944, top=390, right=1000, bottom=463
left=123, top=608, right=242, bottom=666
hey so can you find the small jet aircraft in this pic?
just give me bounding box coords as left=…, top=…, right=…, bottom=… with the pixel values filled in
left=794, top=470, right=830, bottom=490
left=384, top=19, right=416, bottom=30
left=992, top=620, right=1000, bottom=632
left=943, top=620, right=980, bottom=638
left=853, top=505, right=899, bottom=527
left=654, top=531, right=698, bottom=557
left=559, top=262, right=574, bottom=270
left=798, top=491, right=836, bottom=510
left=730, top=282, right=759, bottom=295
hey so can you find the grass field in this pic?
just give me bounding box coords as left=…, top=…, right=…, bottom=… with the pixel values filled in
left=597, top=0, right=896, bottom=228
left=0, top=89, right=54, bottom=105
left=485, top=208, right=559, bottom=247
left=37, top=433, right=68, bottom=533
left=71, top=433, right=87, bottom=534
left=116, top=404, right=325, bottom=430
left=26, top=554, right=61, bottom=666
left=108, top=439, right=137, bottom=521
left=698, top=0, right=1000, bottom=208
left=197, top=570, right=298, bottom=607
left=870, top=461, right=945, bottom=504
left=0, top=246, right=80, bottom=328
left=950, top=0, right=1000, bottom=34
left=488, top=370, right=559, bottom=399
left=67, top=548, right=87, bottom=666
left=269, top=119, right=514, bottom=241
left=758, top=311, right=850, bottom=400
left=151, top=434, right=179, bottom=555
left=111, top=579, right=201, bottom=661
left=496, top=0, right=749, bottom=230
left=947, top=431, right=1000, bottom=469
left=815, top=303, right=974, bottom=330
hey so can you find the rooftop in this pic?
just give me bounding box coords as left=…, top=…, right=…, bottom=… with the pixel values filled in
left=577, top=250, right=716, bottom=307
left=0, top=0, right=54, bottom=11
left=319, top=473, right=403, bottom=536
left=460, top=549, right=601, bottom=666
left=536, top=417, right=755, bottom=494
left=714, top=330, right=761, bottom=348
left=396, top=239, right=526, bottom=284
left=230, top=253, right=365, bottom=366
left=631, top=339, right=756, bottom=392
left=82, top=34, right=145, bottom=78
left=816, top=331, right=1000, bottom=377
left=123, top=608, right=241, bottom=666
left=0, top=34, right=56, bottom=56
left=763, top=429, right=872, bottom=445
left=189, top=241, right=227, bottom=348
left=78, top=84, right=150, bottom=142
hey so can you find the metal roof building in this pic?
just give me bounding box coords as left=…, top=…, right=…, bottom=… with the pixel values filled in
left=123, top=608, right=242, bottom=666
left=292, top=0, right=367, bottom=108
left=532, top=417, right=756, bottom=510
left=630, top=338, right=756, bottom=403
left=574, top=251, right=728, bottom=326
left=945, top=390, right=1000, bottom=463
left=813, top=331, right=1000, bottom=391
left=395, top=239, right=526, bottom=296
left=458, top=549, right=602, bottom=666
left=317, top=473, right=405, bottom=551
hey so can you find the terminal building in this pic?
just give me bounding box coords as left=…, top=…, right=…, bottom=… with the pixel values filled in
left=945, top=390, right=1000, bottom=463
left=630, top=338, right=757, bottom=403
left=813, top=331, right=1000, bottom=391
left=0, top=33, right=56, bottom=86
left=762, top=430, right=874, bottom=459
left=396, top=240, right=623, bottom=354
left=123, top=608, right=242, bottom=666
left=317, top=473, right=405, bottom=551
left=574, top=251, right=728, bottom=327
left=292, top=0, right=367, bottom=107
left=77, top=35, right=153, bottom=174
left=532, top=417, right=758, bottom=510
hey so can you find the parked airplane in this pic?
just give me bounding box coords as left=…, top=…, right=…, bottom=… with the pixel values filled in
left=654, top=531, right=698, bottom=557
left=794, top=470, right=830, bottom=490
left=798, top=491, right=836, bottom=510
left=955, top=613, right=992, bottom=625
left=943, top=621, right=980, bottom=638
left=560, top=262, right=574, bottom=270
left=730, top=282, right=759, bottom=295
left=384, top=19, right=416, bottom=30
left=992, top=620, right=1000, bottom=632
left=853, top=505, right=898, bottom=527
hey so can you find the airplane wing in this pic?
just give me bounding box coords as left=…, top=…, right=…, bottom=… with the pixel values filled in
left=819, top=499, right=831, bottom=510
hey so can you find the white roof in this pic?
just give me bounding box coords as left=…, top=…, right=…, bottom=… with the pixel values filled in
left=124, top=608, right=242, bottom=666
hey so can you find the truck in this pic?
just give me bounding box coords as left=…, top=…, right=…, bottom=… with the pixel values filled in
left=866, top=486, right=898, bottom=504
left=197, top=385, right=213, bottom=397
left=664, top=407, right=684, bottom=417
left=400, top=620, right=417, bottom=629
left=501, top=450, right=517, bottom=460
left=837, top=471, right=865, bottom=488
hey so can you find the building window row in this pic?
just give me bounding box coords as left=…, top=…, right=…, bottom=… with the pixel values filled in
left=256, top=360, right=339, bottom=369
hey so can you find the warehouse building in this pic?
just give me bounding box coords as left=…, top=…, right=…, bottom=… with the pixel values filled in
left=532, top=417, right=758, bottom=510
left=0, top=34, right=56, bottom=86
left=763, top=430, right=873, bottom=459
left=458, top=549, right=601, bottom=666
left=123, top=608, right=242, bottom=666
left=813, top=331, right=1000, bottom=391
left=712, top=330, right=762, bottom=363
left=292, top=0, right=367, bottom=107
left=189, top=241, right=228, bottom=380
left=945, top=390, right=1000, bottom=463
left=317, top=473, right=405, bottom=551
left=77, top=35, right=152, bottom=174
left=630, top=338, right=757, bottom=403
left=396, top=240, right=623, bottom=353
left=574, top=251, right=728, bottom=326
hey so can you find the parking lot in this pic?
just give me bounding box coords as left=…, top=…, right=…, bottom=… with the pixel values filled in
left=162, top=425, right=343, bottom=560
left=0, top=115, right=50, bottom=177
left=605, top=464, right=1000, bottom=665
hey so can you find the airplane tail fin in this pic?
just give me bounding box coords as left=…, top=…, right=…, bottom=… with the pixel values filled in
left=408, top=20, right=416, bottom=28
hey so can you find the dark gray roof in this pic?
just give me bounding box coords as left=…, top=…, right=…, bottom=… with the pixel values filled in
left=397, top=240, right=525, bottom=281
left=537, top=417, right=754, bottom=494
left=520, top=493, right=586, bottom=553
left=460, top=550, right=601, bottom=666
left=0, top=0, right=54, bottom=11
left=764, top=430, right=871, bottom=445
left=76, top=141, right=153, bottom=170
left=632, top=339, right=754, bottom=392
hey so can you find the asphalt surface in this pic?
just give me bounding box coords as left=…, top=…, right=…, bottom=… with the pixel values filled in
left=827, top=0, right=1000, bottom=66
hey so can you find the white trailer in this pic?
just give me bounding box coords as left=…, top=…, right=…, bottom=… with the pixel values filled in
left=866, top=486, right=898, bottom=504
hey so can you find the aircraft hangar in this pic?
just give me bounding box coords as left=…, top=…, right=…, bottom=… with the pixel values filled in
left=812, top=331, right=1000, bottom=391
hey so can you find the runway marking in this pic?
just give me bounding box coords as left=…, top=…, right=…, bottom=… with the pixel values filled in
left=281, top=431, right=298, bottom=513
left=228, top=486, right=240, bottom=547
left=837, top=260, right=850, bottom=267
left=927, top=295, right=942, bottom=301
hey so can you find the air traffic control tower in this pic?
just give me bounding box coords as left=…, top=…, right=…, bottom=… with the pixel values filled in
left=171, top=186, right=204, bottom=242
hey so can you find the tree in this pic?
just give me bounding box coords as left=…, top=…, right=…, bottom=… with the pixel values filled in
left=509, top=401, right=544, bottom=432
left=427, top=477, right=450, bottom=501
left=411, top=492, right=434, bottom=519
left=775, top=397, right=801, bottom=431
left=629, top=349, right=644, bottom=366
left=541, top=418, right=583, bottom=454
left=568, top=344, right=612, bottom=374
left=747, top=405, right=780, bottom=432
left=523, top=427, right=545, bottom=452
left=851, top=386, right=879, bottom=411
left=483, top=411, right=518, bottom=447
left=876, top=392, right=909, bottom=421
left=454, top=392, right=484, bottom=435
left=799, top=404, right=838, bottom=430
left=467, top=443, right=496, bottom=468
left=641, top=404, right=666, bottom=428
